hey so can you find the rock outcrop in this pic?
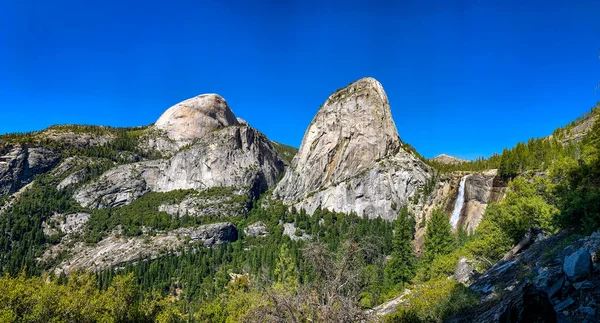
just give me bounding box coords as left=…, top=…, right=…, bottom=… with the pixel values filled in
left=74, top=104, right=285, bottom=208
left=563, top=249, right=592, bottom=282
left=159, top=189, right=249, bottom=218
left=42, top=213, right=90, bottom=236
left=449, top=231, right=600, bottom=323
left=244, top=221, right=269, bottom=238
left=0, top=144, right=59, bottom=195
left=414, top=170, right=506, bottom=253
left=274, top=77, right=432, bottom=220
left=45, top=222, right=238, bottom=274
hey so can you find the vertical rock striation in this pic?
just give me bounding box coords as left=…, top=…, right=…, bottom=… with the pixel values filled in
left=273, top=77, right=432, bottom=220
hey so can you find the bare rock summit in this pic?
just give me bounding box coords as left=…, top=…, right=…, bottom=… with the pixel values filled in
left=273, top=77, right=431, bottom=220
left=154, top=94, right=240, bottom=147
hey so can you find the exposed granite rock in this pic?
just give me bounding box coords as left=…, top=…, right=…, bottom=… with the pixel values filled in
left=366, top=289, right=411, bottom=317
left=159, top=189, right=249, bottom=218
left=45, top=222, right=237, bottom=274
left=154, top=94, right=239, bottom=148
left=0, top=144, right=59, bottom=195
left=35, top=128, right=115, bottom=148
left=42, top=213, right=90, bottom=236
left=274, top=77, right=431, bottom=220
left=244, top=221, right=268, bottom=238
left=75, top=126, right=285, bottom=209
left=0, top=182, right=34, bottom=215
left=236, top=118, right=248, bottom=126
left=563, top=249, right=592, bottom=282
left=283, top=222, right=311, bottom=241
left=560, top=114, right=597, bottom=145
left=453, top=257, right=477, bottom=285
left=51, top=156, right=110, bottom=190
left=448, top=231, right=600, bottom=323
left=431, top=154, right=467, bottom=165
left=73, top=162, right=158, bottom=208
left=414, top=170, right=506, bottom=254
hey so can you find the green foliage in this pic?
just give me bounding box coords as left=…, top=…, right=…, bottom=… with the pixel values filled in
left=0, top=271, right=182, bottom=322
left=384, top=207, right=416, bottom=289
left=0, top=125, right=160, bottom=164
left=0, top=176, right=82, bottom=276
left=274, top=244, right=298, bottom=287
left=270, top=141, right=298, bottom=164
left=384, top=279, right=478, bottom=323
left=85, top=187, right=249, bottom=241
left=423, top=209, right=454, bottom=262
left=552, top=116, right=600, bottom=233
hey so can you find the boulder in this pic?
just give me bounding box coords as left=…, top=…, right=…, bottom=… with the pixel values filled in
left=563, top=249, right=592, bottom=281
left=453, top=257, right=476, bottom=285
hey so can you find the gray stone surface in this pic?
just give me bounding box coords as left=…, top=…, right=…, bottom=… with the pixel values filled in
left=274, top=77, right=432, bottom=220
left=154, top=94, right=239, bottom=147
left=453, top=257, right=476, bottom=285
left=0, top=144, right=59, bottom=195
left=74, top=126, right=285, bottom=209
left=45, top=222, right=237, bottom=274
left=159, top=190, right=249, bottom=218
left=42, top=213, right=90, bottom=236
left=563, top=249, right=592, bottom=281
left=431, top=154, right=467, bottom=165
left=244, top=221, right=269, bottom=238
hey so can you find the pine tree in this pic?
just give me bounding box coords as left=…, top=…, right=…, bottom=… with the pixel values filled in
left=384, top=206, right=416, bottom=288
left=274, top=244, right=298, bottom=288
left=423, top=208, right=454, bottom=262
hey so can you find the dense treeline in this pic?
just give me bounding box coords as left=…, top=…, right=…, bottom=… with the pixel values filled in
left=0, top=175, right=82, bottom=276
left=0, top=272, right=181, bottom=322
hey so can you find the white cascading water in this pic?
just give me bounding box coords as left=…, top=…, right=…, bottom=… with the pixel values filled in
left=450, top=176, right=468, bottom=230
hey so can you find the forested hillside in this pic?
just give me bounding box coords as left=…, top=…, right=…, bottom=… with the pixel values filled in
left=1, top=95, right=599, bottom=322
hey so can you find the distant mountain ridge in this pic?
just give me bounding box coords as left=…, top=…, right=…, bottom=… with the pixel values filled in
left=431, top=154, right=468, bottom=165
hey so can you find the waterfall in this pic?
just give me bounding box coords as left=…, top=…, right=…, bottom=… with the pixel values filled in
left=450, top=176, right=468, bottom=230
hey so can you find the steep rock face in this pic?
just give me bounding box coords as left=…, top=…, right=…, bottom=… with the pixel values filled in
left=75, top=126, right=285, bottom=209
left=414, top=170, right=506, bottom=253
left=0, top=144, right=59, bottom=195
left=274, top=77, right=430, bottom=220
left=460, top=170, right=506, bottom=231
left=154, top=94, right=239, bottom=147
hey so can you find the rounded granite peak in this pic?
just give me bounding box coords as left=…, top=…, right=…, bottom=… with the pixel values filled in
left=274, top=77, right=402, bottom=203
left=154, top=94, right=239, bottom=144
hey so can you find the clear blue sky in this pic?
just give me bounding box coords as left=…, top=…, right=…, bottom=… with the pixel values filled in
left=1, top=0, right=599, bottom=159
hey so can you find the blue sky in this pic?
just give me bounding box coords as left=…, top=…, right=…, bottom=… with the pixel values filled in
left=1, top=0, right=599, bottom=159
